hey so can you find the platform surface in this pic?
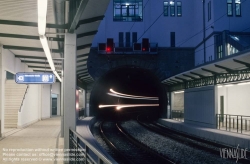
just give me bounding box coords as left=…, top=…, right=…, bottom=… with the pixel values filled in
left=0, top=116, right=63, bottom=164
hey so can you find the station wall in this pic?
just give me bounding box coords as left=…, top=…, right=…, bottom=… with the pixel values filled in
left=217, top=83, right=250, bottom=116
left=0, top=47, right=51, bottom=132
left=184, top=86, right=216, bottom=128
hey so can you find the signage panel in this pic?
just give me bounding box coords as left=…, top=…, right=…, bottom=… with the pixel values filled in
left=15, top=72, right=55, bottom=84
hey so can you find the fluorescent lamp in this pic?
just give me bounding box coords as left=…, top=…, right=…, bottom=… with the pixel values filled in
left=37, top=0, right=48, bottom=35
left=37, top=0, right=62, bottom=82
left=225, top=84, right=233, bottom=87
left=53, top=70, right=62, bottom=82
left=217, top=85, right=222, bottom=88
left=39, top=36, right=55, bottom=70
left=174, top=91, right=184, bottom=94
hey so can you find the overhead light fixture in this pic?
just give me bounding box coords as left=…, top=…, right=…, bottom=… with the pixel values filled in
left=225, top=84, right=233, bottom=87
left=217, top=85, right=223, bottom=88
left=39, top=36, right=55, bottom=70
left=37, top=0, right=48, bottom=36
left=174, top=91, right=184, bottom=94
left=37, top=0, right=61, bottom=82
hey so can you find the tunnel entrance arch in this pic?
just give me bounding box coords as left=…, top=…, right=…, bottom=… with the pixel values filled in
left=89, top=66, right=168, bottom=119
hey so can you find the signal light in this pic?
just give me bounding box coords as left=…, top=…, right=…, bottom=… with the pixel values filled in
left=106, top=38, right=114, bottom=52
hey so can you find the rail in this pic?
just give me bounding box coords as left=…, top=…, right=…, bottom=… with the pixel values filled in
left=19, top=85, right=29, bottom=112
left=69, top=128, right=113, bottom=164
left=216, top=114, right=250, bottom=135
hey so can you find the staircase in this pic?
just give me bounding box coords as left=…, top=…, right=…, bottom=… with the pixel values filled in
left=4, top=80, right=27, bottom=128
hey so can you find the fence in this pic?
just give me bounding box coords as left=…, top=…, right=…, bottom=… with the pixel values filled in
left=216, top=114, right=250, bottom=135
left=171, top=110, right=184, bottom=122
left=69, top=128, right=114, bottom=164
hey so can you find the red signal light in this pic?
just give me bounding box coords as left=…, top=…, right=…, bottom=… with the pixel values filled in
left=142, top=48, right=145, bottom=51
left=106, top=47, right=110, bottom=52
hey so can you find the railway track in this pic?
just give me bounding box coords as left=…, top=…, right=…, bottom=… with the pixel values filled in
left=135, top=116, right=250, bottom=164
left=100, top=121, right=174, bottom=164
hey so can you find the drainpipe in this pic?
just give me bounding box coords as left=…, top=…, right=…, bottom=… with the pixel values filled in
left=203, top=0, right=206, bottom=64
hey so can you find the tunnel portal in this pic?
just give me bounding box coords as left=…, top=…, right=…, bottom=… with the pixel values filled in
left=89, top=67, right=167, bottom=119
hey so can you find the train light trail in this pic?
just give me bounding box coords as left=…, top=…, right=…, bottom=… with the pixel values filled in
left=116, top=104, right=159, bottom=110
left=107, top=93, right=158, bottom=100
left=99, top=104, right=159, bottom=110
left=109, top=89, right=159, bottom=100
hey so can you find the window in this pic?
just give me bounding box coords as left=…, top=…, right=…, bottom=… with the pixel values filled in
left=227, top=0, right=233, bottom=16
left=163, top=2, right=168, bottom=16
left=208, top=1, right=211, bottom=21
left=217, top=45, right=223, bottom=59
left=227, top=43, right=238, bottom=55
left=170, top=1, right=175, bottom=16
left=170, top=32, right=175, bottom=47
left=177, top=2, right=182, bottom=17
left=119, top=32, right=124, bottom=47
left=113, top=0, right=143, bottom=22
left=235, top=0, right=241, bottom=16
left=132, top=32, right=137, bottom=43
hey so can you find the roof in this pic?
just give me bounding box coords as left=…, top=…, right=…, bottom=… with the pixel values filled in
left=0, top=0, right=110, bottom=84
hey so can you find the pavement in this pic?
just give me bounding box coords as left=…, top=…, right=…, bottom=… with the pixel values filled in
left=0, top=116, right=64, bottom=164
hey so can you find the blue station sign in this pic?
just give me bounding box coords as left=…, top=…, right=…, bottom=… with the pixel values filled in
left=15, top=72, right=55, bottom=84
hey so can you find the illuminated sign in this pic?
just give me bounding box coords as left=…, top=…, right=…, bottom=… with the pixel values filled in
left=15, top=72, right=55, bottom=84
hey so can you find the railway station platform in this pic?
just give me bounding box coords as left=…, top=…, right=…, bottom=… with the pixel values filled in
left=158, top=119, right=250, bottom=150
left=0, top=116, right=63, bottom=164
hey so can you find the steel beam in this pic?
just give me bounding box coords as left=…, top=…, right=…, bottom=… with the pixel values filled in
left=77, top=53, right=89, bottom=58
left=190, top=72, right=206, bottom=78
left=0, top=19, right=67, bottom=29
left=77, top=58, right=88, bottom=63
left=77, top=30, right=98, bottom=38
left=201, top=68, right=218, bottom=75
left=233, top=59, right=250, bottom=68
left=214, top=64, right=234, bottom=72
left=77, top=43, right=92, bottom=50
left=77, top=16, right=104, bottom=27
left=182, top=74, right=197, bottom=80
left=68, top=0, right=90, bottom=32
left=3, top=45, right=62, bottom=53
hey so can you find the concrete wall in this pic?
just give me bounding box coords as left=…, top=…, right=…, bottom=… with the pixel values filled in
left=52, top=82, right=61, bottom=115
left=171, top=92, right=184, bottom=111
left=217, top=83, right=250, bottom=116
left=184, top=86, right=216, bottom=128
left=92, top=0, right=202, bottom=48
left=18, top=85, right=41, bottom=128
left=0, top=48, right=52, bottom=133
left=92, top=0, right=250, bottom=68
left=41, top=84, right=51, bottom=119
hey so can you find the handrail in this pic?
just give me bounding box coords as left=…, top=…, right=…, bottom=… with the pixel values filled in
left=216, top=114, right=250, bottom=135
left=19, top=85, right=29, bottom=112
left=69, top=128, right=115, bottom=164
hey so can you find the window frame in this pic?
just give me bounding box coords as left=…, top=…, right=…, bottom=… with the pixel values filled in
left=235, top=0, right=241, bottom=16
left=113, top=0, right=143, bottom=22
left=177, top=2, right=182, bottom=17
left=163, top=1, right=169, bottom=16
left=208, top=1, right=211, bottom=21
left=170, top=1, right=175, bottom=17
left=227, top=0, right=233, bottom=16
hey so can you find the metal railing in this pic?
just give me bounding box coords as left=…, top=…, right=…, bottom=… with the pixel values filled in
left=19, top=85, right=29, bottom=112
left=69, top=128, right=114, bottom=164
left=171, top=110, right=184, bottom=122
left=216, top=114, right=250, bottom=135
